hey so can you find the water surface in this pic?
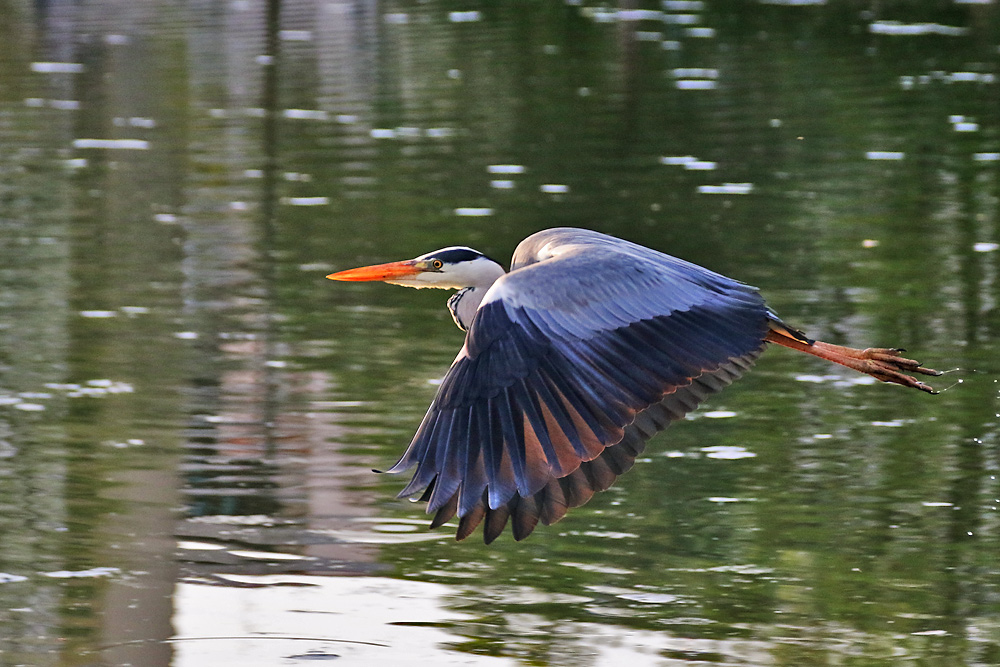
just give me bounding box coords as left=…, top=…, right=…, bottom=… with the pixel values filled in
left=1, top=2, right=999, bottom=665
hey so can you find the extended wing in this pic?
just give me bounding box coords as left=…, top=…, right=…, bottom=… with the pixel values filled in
left=387, top=229, right=770, bottom=542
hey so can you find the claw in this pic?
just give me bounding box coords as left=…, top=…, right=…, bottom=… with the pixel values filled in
left=765, top=330, right=940, bottom=393
left=852, top=348, right=942, bottom=393
left=863, top=348, right=942, bottom=378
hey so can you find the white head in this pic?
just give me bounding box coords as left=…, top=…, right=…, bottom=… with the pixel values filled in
left=327, top=246, right=506, bottom=290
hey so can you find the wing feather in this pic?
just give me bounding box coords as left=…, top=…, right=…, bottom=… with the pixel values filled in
left=512, top=379, right=564, bottom=479
left=425, top=409, right=464, bottom=512
left=430, top=491, right=458, bottom=529
left=487, top=402, right=517, bottom=507
left=384, top=229, right=771, bottom=541
left=458, top=439, right=487, bottom=517
left=456, top=501, right=485, bottom=540
left=538, top=478, right=569, bottom=525
left=510, top=494, right=540, bottom=540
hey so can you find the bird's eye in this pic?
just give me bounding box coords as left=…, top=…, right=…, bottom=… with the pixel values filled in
left=432, top=259, right=443, bottom=270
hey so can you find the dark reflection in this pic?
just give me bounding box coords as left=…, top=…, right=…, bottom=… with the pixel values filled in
left=179, top=0, right=283, bottom=521
left=173, top=0, right=382, bottom=586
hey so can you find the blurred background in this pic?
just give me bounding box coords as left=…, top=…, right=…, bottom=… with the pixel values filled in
left=1, top=1, right=999, bottom=665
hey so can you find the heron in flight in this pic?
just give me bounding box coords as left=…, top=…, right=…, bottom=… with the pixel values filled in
left=328, top=228, right=939, bottom=543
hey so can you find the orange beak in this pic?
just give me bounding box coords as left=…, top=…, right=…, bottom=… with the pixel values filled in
left=326, top=260, right=423, bottom=282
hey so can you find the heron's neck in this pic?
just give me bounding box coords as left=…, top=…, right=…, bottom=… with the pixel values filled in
left=442, top=258, right=506, bottom=331
left=447, top=285, right=490, bottom=331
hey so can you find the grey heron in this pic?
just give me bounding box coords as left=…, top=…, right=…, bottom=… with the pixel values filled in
left=328, top=228, right=939, bottom=543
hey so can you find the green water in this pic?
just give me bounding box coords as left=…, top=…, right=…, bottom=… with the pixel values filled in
left=1, top=2, right=999, bottom=665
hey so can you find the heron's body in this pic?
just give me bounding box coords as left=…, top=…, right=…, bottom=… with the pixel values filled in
left=328, top=228, right=939, bottom=543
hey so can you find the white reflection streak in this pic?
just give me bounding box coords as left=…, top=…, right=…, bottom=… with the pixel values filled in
left=454, top=207, right=494, bottom=216
left=487, top=164, right=526, bottom=174
left=869, top=21, right=969, bottom=36
left=283, top=108, right=329, bottom=120
left=72, top=138, right=150, bottom=150
left=676, top=79, right=717, bottom=90
left=697, top=183, right=753, bottom=195
left=448, top=10, right=482, bottom=22
left=865, top=151, right=905, bottom=160
left=172, top=576, right=516, bottom=666
left=281, top=196, right=329, bottom=206
left=31, top=61, right=84, bottom=73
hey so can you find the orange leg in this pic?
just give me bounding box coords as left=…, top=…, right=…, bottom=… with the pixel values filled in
left=765, top=328, right=941, bottom=394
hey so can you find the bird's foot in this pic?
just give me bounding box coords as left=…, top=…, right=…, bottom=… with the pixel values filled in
left=852, top=347, right=942, bottom=393
left=812, top=343, right=941, bottom=394
left=765, top=329, right=941, bottom=394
